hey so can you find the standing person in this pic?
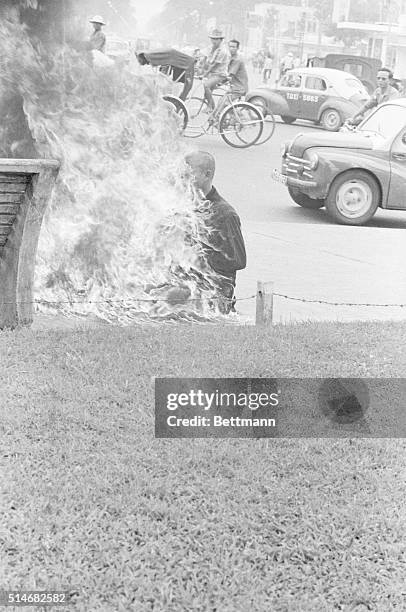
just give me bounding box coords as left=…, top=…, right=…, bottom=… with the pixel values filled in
left=348, top=67, right=400, bottom=125
left=279, top=51, right=294, bottom=77
left=89, top=15, right=106, bottom=53
left=184, top=151, right=246, bottom=314
left=263, top=52, right=273, bottom=84
left=201, top=28, right=229, bottom=112
left=257, top=50, right=265, bottom=74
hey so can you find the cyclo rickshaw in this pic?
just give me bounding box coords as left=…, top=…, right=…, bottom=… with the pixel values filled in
left=137, top=47, right=194, bottom=131
left=137, top=48, right=275, bottom=148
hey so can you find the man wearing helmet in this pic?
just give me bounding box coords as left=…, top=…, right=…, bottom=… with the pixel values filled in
left=89, top=15, right=106, bottom=53
left=201, top=28, right=229, bottom=112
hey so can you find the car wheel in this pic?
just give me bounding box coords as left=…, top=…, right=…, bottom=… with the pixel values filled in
left=320, top=108, right=342, bottom=131
left=326, top=170, right=380, bottom=225
left=248, top=96, right=268, bottom=116
left=281, top=115, right=296, bottom=124
left=288, top=186, right=324, bottom=209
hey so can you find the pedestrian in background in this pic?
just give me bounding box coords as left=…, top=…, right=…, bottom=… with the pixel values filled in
left=263, top=52, right=273, bottom=84
left=279, top=51, right=294, bottom=77
left=257, top=50, right=265, bottom=74
left=88, top=15, right=106, bottom=53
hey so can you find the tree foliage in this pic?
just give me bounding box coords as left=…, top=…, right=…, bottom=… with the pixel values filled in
left=16, top=0, right=137, bottom=39
left=309, top=0, right=334, bottom=24
left=149, top=0, right=258, bottom=44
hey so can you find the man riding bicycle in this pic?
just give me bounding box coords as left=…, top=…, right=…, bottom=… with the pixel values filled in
left=206, top=39, right=248, bottom=121
left=202, top=28, right=229, bottom=112
left=227, top=39, right=248, bottom=98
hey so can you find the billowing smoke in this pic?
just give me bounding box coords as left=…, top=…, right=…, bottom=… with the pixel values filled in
left=0, top=1, right=226, bottom=322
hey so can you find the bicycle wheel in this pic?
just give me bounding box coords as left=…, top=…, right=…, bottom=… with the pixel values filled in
left=163, top=95, right=188, bottom=131
left=255, top=110, right=276, bottom=146
left=218, top=102, right=263, bottom=148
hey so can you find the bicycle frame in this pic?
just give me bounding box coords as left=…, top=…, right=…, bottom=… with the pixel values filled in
left=164, top=79, right=275, bottom=147
left=185, top=84, right=244, bottom=137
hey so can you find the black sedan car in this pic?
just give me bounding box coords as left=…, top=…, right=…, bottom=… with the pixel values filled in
left=273, top=99, right=406, bottom=225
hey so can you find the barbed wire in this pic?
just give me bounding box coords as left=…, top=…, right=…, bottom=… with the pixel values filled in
left=1, top=294, right=257, bottom=307
left=274, top=292, right=406, bottom=308
left=2, top=292, right=406, bottom=309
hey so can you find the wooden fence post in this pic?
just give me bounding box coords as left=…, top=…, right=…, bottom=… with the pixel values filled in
left=256, top=281, right=274, bottom=326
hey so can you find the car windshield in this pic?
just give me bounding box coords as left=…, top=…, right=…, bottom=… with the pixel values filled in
left=345, top=78, right=364, bottom=91
left=359, top=104, right=406, bottom=139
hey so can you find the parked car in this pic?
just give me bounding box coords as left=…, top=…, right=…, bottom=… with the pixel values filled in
left=307, top=54, right=405, bottom=96
left=306, top=54, right=382, bottom=95
left=272, top=99, right=406, bottom=225
left=246, top=67, right=369, bottom=131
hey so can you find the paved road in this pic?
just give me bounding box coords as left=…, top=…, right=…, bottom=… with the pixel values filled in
left=185, top=119, right=406, bottom=323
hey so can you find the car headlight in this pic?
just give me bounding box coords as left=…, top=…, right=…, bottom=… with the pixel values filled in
left=308, top=153, right=319, bottom=170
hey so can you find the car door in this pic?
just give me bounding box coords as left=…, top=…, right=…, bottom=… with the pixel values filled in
left=301, top=75, right=328, bottom=121
left=278, top=72, right=302, bottom=117
left=387, top=127, right=406, bottom=209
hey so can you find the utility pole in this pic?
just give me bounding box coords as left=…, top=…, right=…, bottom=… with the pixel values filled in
left=384, top=0, right=393, bottom=68
left=299, top=11, right=306, bottom=63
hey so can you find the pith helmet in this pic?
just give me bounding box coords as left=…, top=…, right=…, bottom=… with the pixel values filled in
left=209, top=28, right=224, bottom=39
left=90, top=15, right=106, bottom=25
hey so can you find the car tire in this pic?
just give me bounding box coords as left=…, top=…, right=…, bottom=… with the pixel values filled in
left=326, top=170, right=380, bottom=225
left=320, top=108, right=342, bottom=131
left=288, top=187, right=324, bottom=209
left=281, top=115, right=296, bottom=124
left=248, top=96, right=268, bottom=116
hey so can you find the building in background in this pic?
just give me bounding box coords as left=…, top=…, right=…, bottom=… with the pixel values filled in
left=245, top=2, right=344, bottom=64
left=332, top=0, right=351, bottom=23
left=336, top=0, right=406, bottom=77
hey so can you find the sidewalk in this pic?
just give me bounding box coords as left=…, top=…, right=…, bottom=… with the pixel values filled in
left=236, top=221, right=406, bottom=323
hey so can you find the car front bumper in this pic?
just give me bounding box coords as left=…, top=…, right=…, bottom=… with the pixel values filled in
left=272, top=168, right=318, bottom=188
left=286, top=176, right=318, bottom=188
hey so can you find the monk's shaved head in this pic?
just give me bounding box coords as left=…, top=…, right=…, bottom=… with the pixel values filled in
left=185, top=150, right=215, bottom=176
left=184, top=150, right=216, bottom=194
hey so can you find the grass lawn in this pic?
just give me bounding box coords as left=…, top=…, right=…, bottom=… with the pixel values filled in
left=1, top=321, right=406, bottom=611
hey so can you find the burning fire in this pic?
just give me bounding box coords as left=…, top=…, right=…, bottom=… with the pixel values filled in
left=0, top=2, right=232, bottom=323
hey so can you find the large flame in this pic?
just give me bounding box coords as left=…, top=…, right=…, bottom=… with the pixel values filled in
left=0, top=4, right=232, bottom=323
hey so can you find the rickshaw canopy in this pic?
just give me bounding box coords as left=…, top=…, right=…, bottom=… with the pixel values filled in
left=138, top=47, right=195, bottom=72
left=137, top=48, right=195, bottom=100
